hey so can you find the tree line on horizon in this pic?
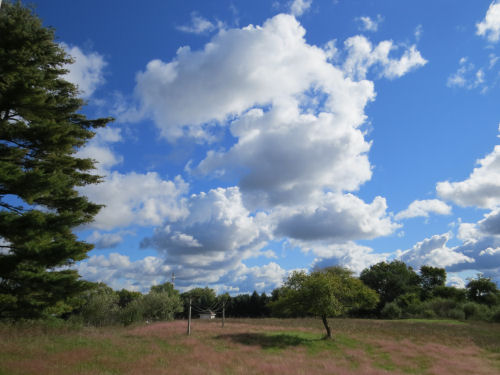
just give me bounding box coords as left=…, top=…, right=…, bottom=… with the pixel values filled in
left=9, top=260, right=498, bottom=336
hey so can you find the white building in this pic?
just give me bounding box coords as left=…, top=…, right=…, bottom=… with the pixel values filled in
left=199, top=311, right=216, bottom=319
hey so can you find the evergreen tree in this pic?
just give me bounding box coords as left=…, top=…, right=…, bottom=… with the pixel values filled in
left=0, top=1, right=112, bottom=319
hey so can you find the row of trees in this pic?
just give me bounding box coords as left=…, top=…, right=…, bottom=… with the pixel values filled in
left=69, top=282, right=183, bottom=326
left=50, top=261, right=500, bottom=338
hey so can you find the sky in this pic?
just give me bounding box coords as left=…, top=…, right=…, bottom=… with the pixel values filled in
left=22, top=0, right=500, bottom=293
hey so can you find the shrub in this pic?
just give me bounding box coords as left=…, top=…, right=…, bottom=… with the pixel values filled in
left=463, top=302, right=491, bottom=321
left=141, top=292, right=183, bottom=322
left=80, top=286, right=120, bottom=327
left=395, top=292, right=422, bottom=317
left=422, top=298, right=464, bottom=319
left=490, top=307, right=500, bottom=323
left=447, top=308, right=465, bottom=320
left=120, top=297, right=145, bottom=325
left=381, top=302, right=402, bottom=319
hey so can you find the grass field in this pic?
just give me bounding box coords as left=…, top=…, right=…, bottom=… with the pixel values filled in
left=1, top=318, right=499, bottom=375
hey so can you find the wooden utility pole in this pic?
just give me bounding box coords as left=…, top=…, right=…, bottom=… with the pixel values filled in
left=222, top=300, right=225, bottom=328
left=187, top=298, right=192, bottom=336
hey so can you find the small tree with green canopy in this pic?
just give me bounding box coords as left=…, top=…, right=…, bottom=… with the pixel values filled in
left=0, top=1, right=112, bottom=319
left=270, top=267, right=378, bottom=339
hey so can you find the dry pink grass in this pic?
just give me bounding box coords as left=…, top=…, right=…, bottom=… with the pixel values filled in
left=1, top=319, right=499, bottom=375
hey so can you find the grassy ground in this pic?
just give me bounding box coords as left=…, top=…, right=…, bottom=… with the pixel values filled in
left=0, top=318, right=499, bottom=375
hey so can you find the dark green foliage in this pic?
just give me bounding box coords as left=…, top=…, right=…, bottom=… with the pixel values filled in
left=394, top=292, right=422, bottom=317
left=140, top=290, right=183, bottom=322
left=73, top=282, right=183, bottom=326
left=79, top=283, right=120, bottom=327
left=180, top=287, right=217, bottom=318
left=360, top=260, right=420, bottom=314
left=120, top=282, right=182, bottom=325
left=117, top=288, right=142, bottom=308
left=421, top=298, right=465, bottom=320
left=466, top=275, right=500, bottom=307
left=381, top=302, right=402, bottom=319
left=491, top=307, right=500, bottom=323
left=0, top=1, right=112, bottom=319
left=463, top=302, right=492, bottom=321
left=419, top=266, right=446, bottom=300
left=431, top=285, right=467, bottom=302
left=225, top=292, right=271, bottom=318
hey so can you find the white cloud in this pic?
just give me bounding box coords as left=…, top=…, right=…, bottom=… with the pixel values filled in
left=117, top=13, right=425, bottom=290
left=342, top=36, right=427, bottom=80
left=447, top=57, right=489, bottom=91
left=398, top=233, right=474, bottom=269
left=395, top=199, right=452, bottom=220
left=75, top=127, right=123, bottom=174
left=76, top=253, right=172, bottom=291
left=437, top=145, right=500, bottom=208
left=61, top=43, right=106, bottom=98
left=218, top=262, right=288, bottom=293
left=414, top=24, right=423, bottom=41
left=131, top=14, right=425, bottom=141
left=177, top=12, right=221, bottom=34
left=87, top=231, right=125, bottom=249
left=309, top=242, right=390, bottom=274
left=447, top=274, right=466, bottom=288
left=76, top=252, right=288, bottom=293
left=75, top=127, right=190, bottom=232
left=356, top=15, right=383, bottom=32
left=196, top=100, right=374, bottom=208
left=275, top=193, right=398, bottom=242
left=477, top=1, right=500, bottom=42
left=290, top=0, right=312, bottom=17
left=82, top=173, right=188, bottom=230
left=447, top=235, right=500, bottom=274
left=479, top=208, right=500, bottom=235
left=140, top=187, right=271, bottom=285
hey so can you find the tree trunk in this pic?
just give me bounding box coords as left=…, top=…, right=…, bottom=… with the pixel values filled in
left=321, top=315, right=332, bottom=339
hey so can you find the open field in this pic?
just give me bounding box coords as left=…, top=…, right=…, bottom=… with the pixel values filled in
left=1, top=318, right=499, bottom=375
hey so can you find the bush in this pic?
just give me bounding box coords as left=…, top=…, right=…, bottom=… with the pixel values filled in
left=490, top=307, right=500, bottom=323
left=419, top=309, right=437, bottom=319
left=422, top=298, right=464, bottom=319
left=447, top=308, right=465, bottom=320
left=120, top=297, right=145, bottom=325
left=463, top=302, right=491, bottom=321
left=381, top=302, right=402, bottom=319
left=79, top=284, right=120, bottom=327
left=395, top=292, right=422, bottom=317
left=141, top=292, right=183, bottom=322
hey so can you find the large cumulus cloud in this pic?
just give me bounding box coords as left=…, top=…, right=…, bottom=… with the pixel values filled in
left=437, top=145, right=500, bottom=208
left=140, top=187, right=271, bottom=285
left=90, top=12, right=427, bottom=292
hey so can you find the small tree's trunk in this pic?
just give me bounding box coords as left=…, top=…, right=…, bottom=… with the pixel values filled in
left=321, top=314, right=332, bottom=339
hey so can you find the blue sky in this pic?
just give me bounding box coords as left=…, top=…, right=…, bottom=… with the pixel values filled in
left=25, top=0, right=500, bottom=293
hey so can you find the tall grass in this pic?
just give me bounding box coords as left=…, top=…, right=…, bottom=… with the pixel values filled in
left=0, top=318, right=499, bottom=374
